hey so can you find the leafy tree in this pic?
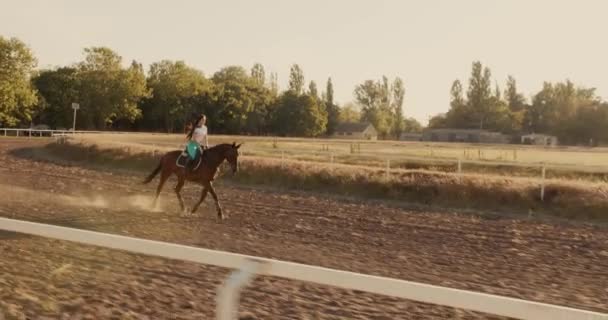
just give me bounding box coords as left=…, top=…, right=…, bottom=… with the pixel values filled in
left=208, top=65, right=275, bottom=135
left=354, top=78, right=391, bottom=137
left=450, top=80, right=465, bottom=109
left=338, top=102, right=360, bottom=123
left=33, top=67, right=80, bottom=129
left=141, top=60, right=208, bottom=132
left=0, top=36, right=38, bottom=127
left=251, top=63, right=265, bottom=86
left=324, top=77, right=340, bottom=134
left=402, top=117, right=422, bottom=133
left=526, top=80, right=605, bottom=144
left=288, top=64, right=305, bottom=95
left=272, top=91, right=326, bottom=137
left=466, top=61, right=493, bottom=129
left=297, top=94, right=327, bottom=136
left=245, top=80, right=276, bottom=135
left=76, top=47, right=150, bottom=129
left=433, top=61, right=523, bottom=134
left=209, top=66, right=256, bottom=133
left=308, top=80, right=318, bottom=99
left=505, top=75, right=526, bottom=112
left=442, top=80, right=473, bottom=128
left=269, top=72, right=279, bottom=97
left=428, top=113, right=448, bottom=128
left=391, top=77, right=405, bottom=138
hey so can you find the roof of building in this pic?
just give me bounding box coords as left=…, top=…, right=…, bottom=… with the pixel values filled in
left=424, top=128, right=488, bottom=134
left=335, top=122, right=373, bottom=133
left=521, top=133, right=557, bottom=138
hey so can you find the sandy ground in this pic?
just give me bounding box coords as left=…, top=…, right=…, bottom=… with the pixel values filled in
left=0, top=138, right=607, bottom=319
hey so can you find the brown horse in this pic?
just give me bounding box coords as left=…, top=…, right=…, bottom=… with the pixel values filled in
left=142, top=142, right=242, bottom=219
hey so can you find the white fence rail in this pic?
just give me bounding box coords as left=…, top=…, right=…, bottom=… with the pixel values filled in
left=1, top=217, right=606, bottom=320
left=1, top=128, right=102, bottom=136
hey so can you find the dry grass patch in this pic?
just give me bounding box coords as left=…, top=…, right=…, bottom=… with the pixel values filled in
left=71, top=133, right=608, bottom=182
left=20, top=138, right=608, bottom=222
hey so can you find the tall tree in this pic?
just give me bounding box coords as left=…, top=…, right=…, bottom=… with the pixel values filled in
left=142, top=60, right=208, bottom=132
left=355, top=80, right=391, bottom=137
left=338, top=102, right=361, bottom=123
left=324, top=77, right=340, bottom=134
left=428, top=113, right=448, bottom=128
left=210, top=66, right=256, bottom=133
left=505, top=75, right=526, bottom=112
left=246, top=73, right=276, bottom=135
left=442, top=79, right=471, bottom=128
left=251, top=63, right=265, bottom=86
left=325, top=77, right=334, bottom=106
left=33, top=67, right=80, bottom=129
left=76, top=47, right=150, bottom=129
left=308, top=80, right=318, bottom=99
left=450, top=80, right=465, bottom=109
left=494, top=83, right=501, bottom=101
left=272, top=91, right=327, bottom=137
left=269, top=72, right=279, bottom=97
left=466, top=61, right=493, bottom=129
left=525, top=80, right=605, bottom=143
left=391, top=77, right=405, bottom=138
left=288, top=64, right=305, bottom=95
left=0, top=36, right=38, bottom=127
left=402, top=117, right=423, bottom=133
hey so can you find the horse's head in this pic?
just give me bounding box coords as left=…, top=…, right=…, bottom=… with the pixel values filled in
left=224, top=142, right=242, bottom=174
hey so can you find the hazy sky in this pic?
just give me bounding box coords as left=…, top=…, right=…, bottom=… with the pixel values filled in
left=2, top=0, right=607, bottom=124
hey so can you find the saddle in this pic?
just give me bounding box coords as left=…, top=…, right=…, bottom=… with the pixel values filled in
left=176, top=149, right=203, bottom=171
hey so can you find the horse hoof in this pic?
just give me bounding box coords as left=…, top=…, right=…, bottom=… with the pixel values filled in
left=180, top=208, right=191, bottom=217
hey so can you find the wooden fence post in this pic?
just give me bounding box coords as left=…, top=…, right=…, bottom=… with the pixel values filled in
left=540, top=165, right=546, bottom=201
left=385, top=159, right=390, bottom=181
left=457, top=159, right=462, bottom=182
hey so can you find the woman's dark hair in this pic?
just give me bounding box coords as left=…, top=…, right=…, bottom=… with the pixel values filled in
left=186, top=114, right=205, bottom=140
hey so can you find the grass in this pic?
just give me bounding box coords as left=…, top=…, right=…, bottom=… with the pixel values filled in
left=69, top=133, right=608, bottom=182
left=23, top=137, right=608, bottom=222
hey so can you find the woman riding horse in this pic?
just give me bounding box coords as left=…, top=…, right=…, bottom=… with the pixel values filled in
left=183, top=114, right=209, bottom=174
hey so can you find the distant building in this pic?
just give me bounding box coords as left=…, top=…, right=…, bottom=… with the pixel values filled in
left=422, top=128, right=511, bottom=144
left=332, top=122, right=378, bottom=140
left=399, top=132, right=423, bottom=141
left=521, top=133, right=558, bottom=146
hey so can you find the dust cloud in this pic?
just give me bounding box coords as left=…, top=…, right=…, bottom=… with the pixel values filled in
left=0, top=184, right=163, bottom=213
left=60, top=194, right=163, bottom=212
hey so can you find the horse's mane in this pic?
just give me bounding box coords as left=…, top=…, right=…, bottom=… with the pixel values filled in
left=207, top=143, right=234, bottom=151
left=205, top=143, right=239, bottom=156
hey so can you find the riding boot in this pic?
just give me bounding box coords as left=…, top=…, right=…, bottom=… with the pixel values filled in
left=183, top=158, right=192, bottom=175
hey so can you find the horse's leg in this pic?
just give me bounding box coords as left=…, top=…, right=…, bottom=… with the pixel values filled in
left=190, top=187, right=209, bottom=214
left=174, top=177, right=187, bottom=213
left=207, top=182, right=224, bottom=220
left=153, top=169, right=171, bottom=209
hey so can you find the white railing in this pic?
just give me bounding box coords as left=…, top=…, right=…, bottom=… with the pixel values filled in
left=0, top=128, right=104, bottom=137
left=1, top=217, right=606, bottom=320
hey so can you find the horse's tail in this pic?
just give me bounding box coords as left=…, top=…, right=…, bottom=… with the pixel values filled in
left=143, top=160, right=162, bottom=184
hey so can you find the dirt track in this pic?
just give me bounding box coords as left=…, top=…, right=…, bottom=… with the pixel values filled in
left=1, top=138, right=607, bottom=319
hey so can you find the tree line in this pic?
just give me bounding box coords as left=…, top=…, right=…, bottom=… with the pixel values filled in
left=428, top=61, right=608, bottom=145
left=1, top=36, right=420, bottom=138
left=2, top=36, right=607, bottom=144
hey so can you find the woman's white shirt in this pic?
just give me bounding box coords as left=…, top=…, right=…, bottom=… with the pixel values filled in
left=192, top=126, right=208, bottom=147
